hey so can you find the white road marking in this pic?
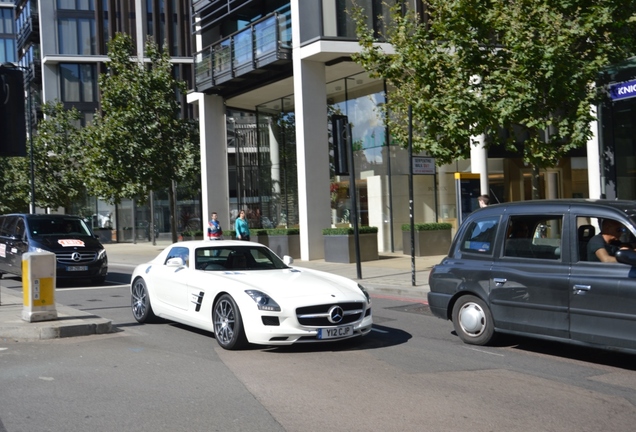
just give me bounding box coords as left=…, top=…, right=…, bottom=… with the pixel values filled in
left=463, top=346, right=504, bottom=356
left=59, top=285, right=129, bottom=291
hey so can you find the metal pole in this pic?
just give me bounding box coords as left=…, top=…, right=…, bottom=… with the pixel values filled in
left=408, top=105, right=415, bottom=286
left=28, top=80, right=35, bottom=214
left=346, top=123, right=362, bottom=280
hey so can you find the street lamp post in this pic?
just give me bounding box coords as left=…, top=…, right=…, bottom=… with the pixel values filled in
left=2, top=62, right=35, bottom=213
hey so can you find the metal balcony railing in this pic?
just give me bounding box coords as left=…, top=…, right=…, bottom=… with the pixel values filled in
left=194, top=6, right=292, bottom=93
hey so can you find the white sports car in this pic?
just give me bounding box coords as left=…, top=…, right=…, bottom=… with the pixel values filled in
left=130, top=240, right=373, bottom=350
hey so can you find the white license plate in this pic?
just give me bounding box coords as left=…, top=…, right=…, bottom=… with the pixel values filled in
left=66, top=266, right=88, bottom=272
left=317, top=325, right=353, bottom=340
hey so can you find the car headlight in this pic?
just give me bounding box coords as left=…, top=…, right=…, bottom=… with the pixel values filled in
left=245, top=290, right=281, bottom=312
left=28, top=246, right=45, bottom=253
left=97, top=248, right=107, bottom=261
left=358, top=283, right=371, bottom=304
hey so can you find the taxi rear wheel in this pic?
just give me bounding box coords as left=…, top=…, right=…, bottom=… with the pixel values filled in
left=451, top=294, right=495, bottom=345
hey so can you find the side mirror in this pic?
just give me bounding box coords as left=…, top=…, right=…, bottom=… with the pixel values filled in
left=615, top=249, right=636, bottom=266
left=166, top=257, right=186, bottom=267
left=283, top=255, right=294, bottom=266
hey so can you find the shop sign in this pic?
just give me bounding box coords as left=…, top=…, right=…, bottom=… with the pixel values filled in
left=609, top=79, right=636, bottom=101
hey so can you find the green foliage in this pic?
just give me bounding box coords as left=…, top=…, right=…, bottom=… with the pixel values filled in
left=33, top=101, right=86, bottom=210
left=0, top=156, right=29, bottom=213
left=401, top=223, right=452, bottom=232
left=351, top=1, right=636, bottom=168
left=84, top=34, right=200, bottom=204
left=322, top=226, right=379, bottom=235
left=266, top=228, right=300, bottom=236
left=252, top=229, right=269, bottom=236
left=0, top=101, right=86, bottom=212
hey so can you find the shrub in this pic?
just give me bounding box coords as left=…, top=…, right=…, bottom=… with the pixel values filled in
left=266, top=228, right=300, bottom=236
left=401, top=223, right=453, bottom=231
left=322, top=226, right=378, bottom=235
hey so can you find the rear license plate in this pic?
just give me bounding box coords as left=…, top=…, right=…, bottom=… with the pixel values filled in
left=66, top=266, right=88, bottom=272
left=317, top=325, right=353, bottom=340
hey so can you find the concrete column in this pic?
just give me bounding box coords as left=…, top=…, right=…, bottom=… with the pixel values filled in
left=268, top=119, right=281, bottom=222
left=292, top=0, right=330, bottom=260
left=470, top=134, right=489, bottom=195
left=188, top=92, right=230, bottom=232
left=587, top=105, right=602, bottom=199
left=135, top=0, right=146, bottom=58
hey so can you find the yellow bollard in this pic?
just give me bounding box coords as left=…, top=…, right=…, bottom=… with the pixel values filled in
left=22, top=252, right=57, bottom=322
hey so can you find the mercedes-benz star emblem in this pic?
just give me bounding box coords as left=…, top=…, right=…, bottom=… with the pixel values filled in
left=327, top=305, right=344, bottom=324
left=71, top=252, right=81, bottom=262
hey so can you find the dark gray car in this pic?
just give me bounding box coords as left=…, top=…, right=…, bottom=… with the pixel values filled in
left=428, top=199, right=636, bottom=354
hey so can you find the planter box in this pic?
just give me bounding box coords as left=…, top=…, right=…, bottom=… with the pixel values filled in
left=268, top=235, right=299, bottom=259
left=402, top=230, right=452, bottom=256
left=95, top=229, right=115, bottom=244
left=324, top=233, right=379, bottom=263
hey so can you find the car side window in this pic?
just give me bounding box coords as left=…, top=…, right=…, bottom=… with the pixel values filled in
left=459, top=217, right=499, bottom=255
left=165, top=246, right=190, bottom=267
left=577, top=216, right=636, bottom=262
left=504, top=216, right=562, bottom=260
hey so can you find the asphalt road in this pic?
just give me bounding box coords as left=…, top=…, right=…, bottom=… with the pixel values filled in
left=1, top=266, right=636, bottom=431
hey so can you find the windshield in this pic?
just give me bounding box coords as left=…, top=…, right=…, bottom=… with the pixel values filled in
left=194, top=245, right=289, bottom=271
left=28, top=218, right=93, bottom=237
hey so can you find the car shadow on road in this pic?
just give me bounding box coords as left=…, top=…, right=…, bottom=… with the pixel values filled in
left=462, top=332, right=636, bottom=370
left=160, top=322, right=411, bottom=353
left=262, top=324, right=411, bottom=353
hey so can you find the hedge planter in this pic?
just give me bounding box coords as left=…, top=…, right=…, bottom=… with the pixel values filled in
left=323, top=227, right=379, bottom=263
left=95, top=229, right=115, bottom=244
left=402, top=223, right=452, bottom=256
left=265, top=228, right=300, bottom=259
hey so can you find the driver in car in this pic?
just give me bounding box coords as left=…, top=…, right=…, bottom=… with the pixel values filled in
left=587, top=219, right=633, bottom=262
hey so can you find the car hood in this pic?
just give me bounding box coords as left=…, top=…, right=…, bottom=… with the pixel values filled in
left=216, top=267, right=363, bottom=301
left=30, top=236, right=105, bottom=252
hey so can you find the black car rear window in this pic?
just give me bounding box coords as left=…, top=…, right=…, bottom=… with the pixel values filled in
left=459, top=217, right=499, bottom=255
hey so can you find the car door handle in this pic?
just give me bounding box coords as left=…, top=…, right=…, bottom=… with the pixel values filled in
left=573, top=284, right=591, bottom=295
left=493, top=278, right=507, bottom=287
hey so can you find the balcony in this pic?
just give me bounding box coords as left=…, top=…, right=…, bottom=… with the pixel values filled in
left=195, top=7, right=292, bottom=96
left=16, top=6, right=39, bottom=52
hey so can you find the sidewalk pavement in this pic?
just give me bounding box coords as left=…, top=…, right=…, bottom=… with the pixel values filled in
left=0, top=239, right=444, bottom=342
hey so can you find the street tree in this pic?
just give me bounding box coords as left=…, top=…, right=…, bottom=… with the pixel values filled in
left=0, top=101, right=84, bottom=213
left=0, top=157, right=29, bottom=213
left=32, top=101, right=86, bottom=210
left=352, top=1, right=636, bottom=197
left=85, top=34, right=199, bottom=242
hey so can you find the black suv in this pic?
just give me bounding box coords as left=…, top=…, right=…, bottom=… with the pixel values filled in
left=0, top=214, right=108, bottom=284
left=428, top=199, right=636, bottom=354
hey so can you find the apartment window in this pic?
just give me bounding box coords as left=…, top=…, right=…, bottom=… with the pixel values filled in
left=60, top=63, right=96, bottom=102
left=0, top=37, right=16, bottom=63
left=59, top=17, right=96, bottom=55
left=58, top=0, right=95, bottom=10
left=0, top=8, right=13, bottom=34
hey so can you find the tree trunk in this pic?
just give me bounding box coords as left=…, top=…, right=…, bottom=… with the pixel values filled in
left=532, top=164, right=541, bottom=200
left=168, top=180, right=178, bottom=243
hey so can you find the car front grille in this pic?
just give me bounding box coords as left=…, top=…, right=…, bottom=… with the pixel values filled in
left=296, top=302, right=365, bottom=327
left=56, top=251, right=98, bottom=265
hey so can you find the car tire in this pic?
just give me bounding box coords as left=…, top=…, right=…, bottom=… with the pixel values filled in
left=451, top=294, right=495, bottom=345
left=213, top=294, right=247, bottom=350
left=131, top=277, right=156, bottom=323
